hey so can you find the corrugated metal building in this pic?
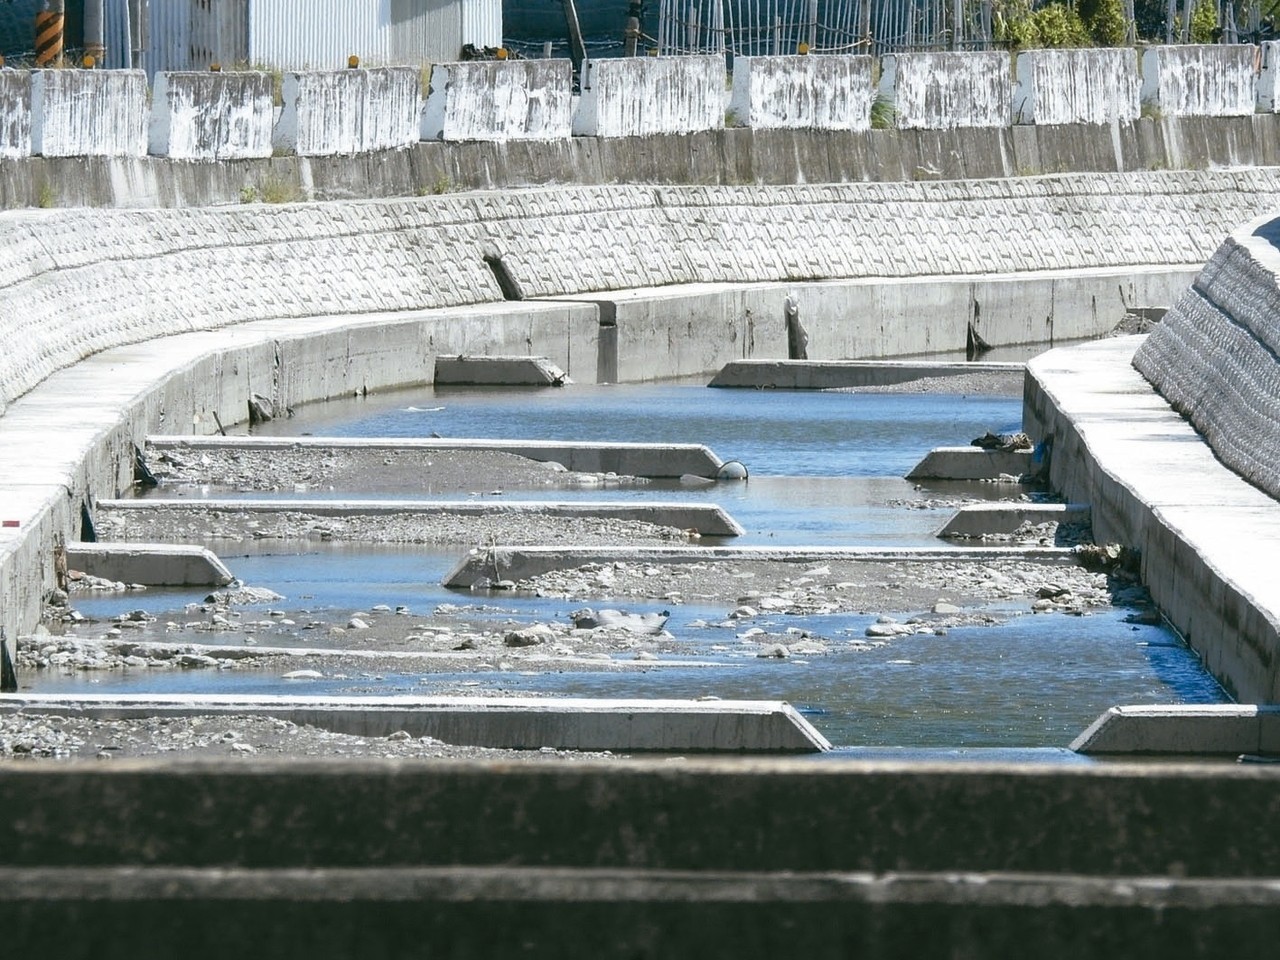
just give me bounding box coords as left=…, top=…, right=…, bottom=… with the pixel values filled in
left=96, top=0, right=502, bottom=74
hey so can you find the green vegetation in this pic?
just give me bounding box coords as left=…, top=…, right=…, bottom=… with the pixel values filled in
left=870, top=95, right=896, bottom=130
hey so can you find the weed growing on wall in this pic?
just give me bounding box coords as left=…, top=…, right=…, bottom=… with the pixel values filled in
left=870, top=96, right=896, bottom=130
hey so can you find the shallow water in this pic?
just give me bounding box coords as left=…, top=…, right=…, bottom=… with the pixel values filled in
left=50, top=380, right=1231, bottom=750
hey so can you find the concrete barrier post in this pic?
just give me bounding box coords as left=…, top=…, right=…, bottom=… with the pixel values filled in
left=275, top=67, right=420, bottom=156
left=573, top=55, right=725, bottom=137
left=0, top=69, right=32, bottom=159
left=30, top=69, right=147, bottom=157
left=421, top=60, right=573, bottom=141
left=879, top=51, right=1011, bottom=129
left=728, top=55, right=874, bottom=130
left=149, top=72, right=275, bottom=160
left=1013, top=48, right=1140, bottom=125
left=1140, top=44, right=1257, bottom=117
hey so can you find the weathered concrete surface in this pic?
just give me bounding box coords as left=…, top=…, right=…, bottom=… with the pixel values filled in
left=275, top=68, right=420, bottom=156
left=1014, top=48, right=1140, bottom=126
left=906, top=448, right=1035, bottom=481
left=421, top=60, right=573, bottom=142
left=444, top=545, right=1077, bottom=588
left=1072, top=704, right=1280, bottom=755
left=728, top=55, right=874, bottom=131
left=1025, top=336, right=1280, bottom=704
left=30, top=69, right=147, bottom=158
left=95, top=497, right=747, bottom=538
left=0, top=70, right=32, bottom=160
left=1, top=694, right=829, bottom=753
left=146, top=436, right=728, bottom=480
left=1142, top=45, right=1257, bottom=118
left=574, top=56, right=724, bottom=137
left=63, top=543, right=233, bottom=587
left=1, top=759, right=1280, bottom=957
left=433, top=354, right=568, bottom=385
left=6, top=116, right=1280, bottom=206
left=1259, top=41, right=1280, bottom=111
left=710, top=359, right=1023, bottom=389
left=937, top=503, right=1091, bottom=539
left=880, top=51, right=1011, bottom=130
left=149, top=72, right=275, bottom=160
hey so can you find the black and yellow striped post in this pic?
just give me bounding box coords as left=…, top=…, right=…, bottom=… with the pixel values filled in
left=35, top=3, right=65, bottom=68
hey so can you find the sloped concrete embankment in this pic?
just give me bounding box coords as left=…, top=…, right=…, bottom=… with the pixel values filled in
left=1025, top=211, right=1280, bottom=702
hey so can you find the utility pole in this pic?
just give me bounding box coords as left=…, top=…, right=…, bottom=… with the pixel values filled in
left=35, top=0, right=65, bottom=67
left=129, top=0, right=148, bottom=71
left=84, top=0, right=106, bottom=64
left=624, top=0, right=643, bottom=56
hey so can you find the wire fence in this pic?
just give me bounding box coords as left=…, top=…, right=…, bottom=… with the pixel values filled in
left=656, top=0, right=1276, bottom=57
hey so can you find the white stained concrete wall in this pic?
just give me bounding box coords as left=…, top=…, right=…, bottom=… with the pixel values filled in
left=422, top=60, right=572, bottom=142
left=1258, top=41, right=1280, bottom=111
left=728, top=55, right=873, bottom=131
left=879, top=51, right=1011, bottom=129
left=1014, top=48, right=1140, bottom=125
left=149, top=72, right=275, bottom=160
left=0, top=70, right=32, bottom=159
left=1141, top=44, right=1257, bottom=117
left=275, top=67, right=420, bottom=156
left=30, top=69, right=147, bottom=158
left=573, top=55, right=725, bottom=137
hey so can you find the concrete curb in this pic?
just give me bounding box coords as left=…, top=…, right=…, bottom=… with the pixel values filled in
left=443, top=544, right=1080, bottom=588
left=146, top=436, right=728, bottom=479
left=709, top=359, right=1025, bottom=389
left=1072, top=704, right=1280, bottom=755
left=433, top=355, right=569, bottom=386
left=96, top=498, right=746, bottom=538
left=65, top=543, right=233, bottom=587
left=0, top=694, right=832, bottom=753
left=937, top=503, right=1091, bottom=539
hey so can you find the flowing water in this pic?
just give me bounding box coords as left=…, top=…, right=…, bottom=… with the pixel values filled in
left=64, top=380, right=1228, bottom=750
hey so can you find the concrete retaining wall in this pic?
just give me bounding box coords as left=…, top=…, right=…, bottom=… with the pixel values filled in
left=1014, top=48, right=1140, bottom=125
left=728, top=55, right=873, bottom=131
left=1141, top=45, right=1257, bottom=118
left=0, top=71, right=31, bottom=160
left=1259, top=41, right=1280, bottom=110
left=30, top=69, right=147, bottom=157
left=149, top=72, right=275, bottom=160
left=880, top=51, right=1010, bottom=129
left=422, top=60, right=573, bottom=142
left=574, top=56, right=724, bottom=137
left=275, top=67, right=420, bottom=156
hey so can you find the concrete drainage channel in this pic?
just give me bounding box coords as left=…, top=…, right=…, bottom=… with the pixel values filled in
left=24, top=363, right=1234, bottom=757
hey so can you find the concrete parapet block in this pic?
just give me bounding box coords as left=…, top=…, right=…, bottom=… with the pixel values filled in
left=906, top=447, right=1036, bottom=481
left=276, top=67, right=420, bottom=156
left=879, top=51, right=1011, bottom=130
left=0, top=70, right=32, bottom=159
left=728, top=55, right=873, bottom=131
left=149, top=72, right=275, bottom=160
left=1141, top=45, right=1257, bottom=118
left=1071, top=704, right=1280, bottom=755
left=1014, top=48, right=1140, bottom=125
left=31, top=69, right=147, bottom=157
left=64, top=542, right=234, bottom=587
left=421, top=60, right=572, bottom=142
left=2, top=693, right=831, bottom=753
left=434, top=354, right=569, bottom=386
left=574, top=55, right=725, bottom=137
left=1259, top=41, right=1280, bottom=111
